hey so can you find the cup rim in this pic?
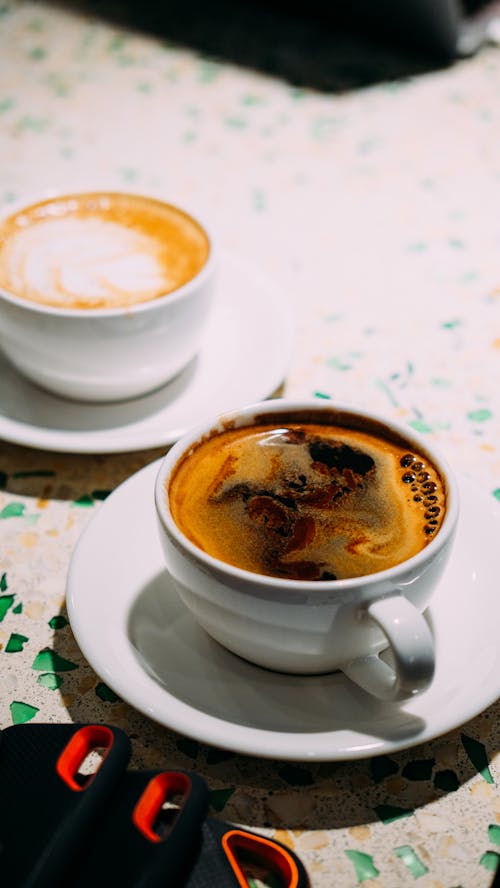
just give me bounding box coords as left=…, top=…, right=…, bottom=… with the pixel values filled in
left=0, top=189, right=216, bottom=318
left=154, top=398, right=460, bottom=592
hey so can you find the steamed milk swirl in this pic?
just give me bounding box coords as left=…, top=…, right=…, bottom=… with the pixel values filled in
left=0, top=193, right=209, bottom=309
left=169, top=423, right=446, bottom=580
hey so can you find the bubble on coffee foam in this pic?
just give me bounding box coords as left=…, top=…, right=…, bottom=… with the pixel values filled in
left=399, top=453, right=444, bottom=537
left=2, top=217, right=175, bottom=308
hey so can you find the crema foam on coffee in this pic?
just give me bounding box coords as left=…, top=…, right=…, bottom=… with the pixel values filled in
left=169, top=423, right=446, bottom=580
left=0, top=193, right=209, bottom=309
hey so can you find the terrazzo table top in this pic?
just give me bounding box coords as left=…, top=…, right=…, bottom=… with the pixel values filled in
left=1, top=2, right=500, bottom=885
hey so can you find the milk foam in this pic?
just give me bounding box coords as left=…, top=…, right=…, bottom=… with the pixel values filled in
left=0, top=193, right=209, bottom=309
left=3, top=218, right=172, bottom=308
left=170, top=423, right=447, bottom=580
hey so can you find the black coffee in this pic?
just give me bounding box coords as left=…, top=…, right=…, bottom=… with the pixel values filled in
left=169, top=422, right=446, bottom=580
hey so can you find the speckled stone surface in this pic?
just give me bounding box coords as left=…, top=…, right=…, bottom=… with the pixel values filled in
left=1, top=2, right=500, bottom=885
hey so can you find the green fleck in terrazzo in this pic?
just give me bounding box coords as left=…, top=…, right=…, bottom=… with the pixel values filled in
left=344, top=850, right=380, bottom=881
left=120, top=167, right=139, bottom=183
left=28, top=46, right=46, bottom=61
left=409, top=419, right=433, bottom=433
left=375, top=804, right=413, bottom=823
left=0, top=97, right=14, bottom=114
left=45, top=72, right=71, bottom=97
left=0, top=594, right=15, bottom=621
left=72, top=494, right=94, bottom=507
left=197, top=60, right=221, bottom=83
left=394, top=845, right=429, bottom=878
left=1, top=190, right=17, bottom=205
left=23, top=514, right=40, bottom=527
left=209, top=787, right=235, bottom=812
left=433, top=770, right=460, bottom=792
left=16, top=115, right=49, bottom=132
left=37, top=673, right=63, bottom=690
left=10, top=701, right=39, bottom=724
left=461, top=270, right=479, bottom=283
left=310, top=116, right=341, bottom=141
left=370, top=755, right=399, bottom=783
left=461, top=734, right=494, bottom=784
left=480, top=850, right=500, bottom=873
left=326, top=356, right=353, bottom=371
left=402, top=759, right=435, bottom=781
left=224, top=116, right=247, bottom=129
left=431, top=377, right=452, bottom=387
left=95, top=682, right=120, bottom=702
left=5, top=633, right=29, bottom=652
left=32, top=649, right=78, bottom=672
left=241, top=94, right=263, bottom=106
left=253, top=189, right=266, bottom=212
left=467, top=408, right=492, bottom=423
left=48, top=615, right=68, bottom=630
left=0, top=502, right=26, bottom=518
left=376, top=379, right=399, bottom=407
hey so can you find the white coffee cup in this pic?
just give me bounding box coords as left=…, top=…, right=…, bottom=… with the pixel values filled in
left=154, top=399, right=459, bottom=702
left=0, top=191, right=216, bottom=402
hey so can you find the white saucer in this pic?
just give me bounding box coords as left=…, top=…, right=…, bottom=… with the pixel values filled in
left=0, top=253, right=293, bottom=454
left=66, top=460, right=500, bottom=761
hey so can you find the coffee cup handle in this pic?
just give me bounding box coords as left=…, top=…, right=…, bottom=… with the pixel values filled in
left=342, top=595, right=435, bottom=702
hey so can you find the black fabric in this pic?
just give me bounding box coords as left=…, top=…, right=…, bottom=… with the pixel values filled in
left=0, top=723, right=131, bottom=887
left=0, top=723, right=309, bottom=887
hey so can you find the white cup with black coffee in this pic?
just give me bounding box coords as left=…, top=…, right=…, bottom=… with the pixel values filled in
left=155, top=399, right=459, bottom=702
left=0, top=191, right=216, bottom=401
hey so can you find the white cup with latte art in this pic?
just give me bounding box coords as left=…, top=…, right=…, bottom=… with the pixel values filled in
left=0, top=192, right=216, bottom=402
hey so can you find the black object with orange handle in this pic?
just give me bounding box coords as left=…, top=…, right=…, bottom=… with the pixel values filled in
left=0, top=722, right=131, bottom=887
left=0, top=723, right=310, bottom=887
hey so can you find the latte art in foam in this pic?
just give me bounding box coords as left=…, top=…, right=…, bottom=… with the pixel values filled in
left=169, top=423, right=446, bottom=580
left=0, top=193, right=210, bottom=309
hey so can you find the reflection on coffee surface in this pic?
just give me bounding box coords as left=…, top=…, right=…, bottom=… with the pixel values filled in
left=0, top=193, right=209, bottom=309
left=169, top=423, right=446, bottom=580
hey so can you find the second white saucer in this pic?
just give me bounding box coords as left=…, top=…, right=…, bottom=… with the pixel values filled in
left=66, top=459, right=500, bottom=761
left=0, top=252, right=294, bottom=454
